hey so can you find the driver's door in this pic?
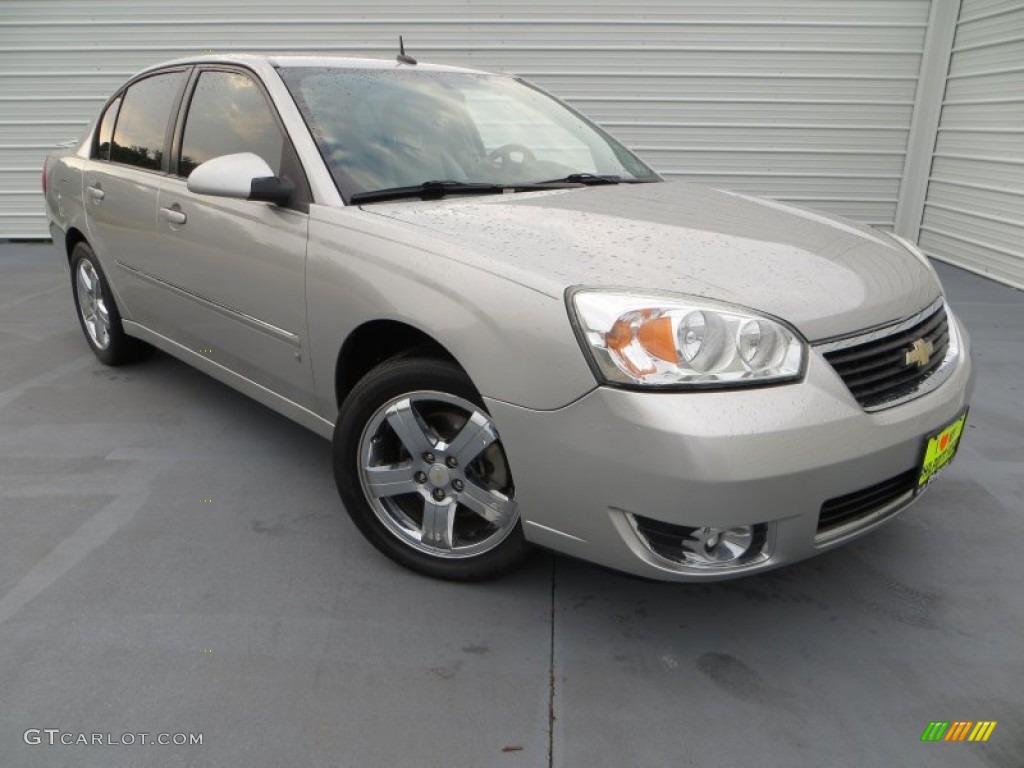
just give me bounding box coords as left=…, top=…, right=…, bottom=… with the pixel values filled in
left=153, top=67, right=315, bottom=409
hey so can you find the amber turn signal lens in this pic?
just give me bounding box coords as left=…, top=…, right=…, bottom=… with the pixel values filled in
left=605, top=316, right=635, bottom=352
left=636, top=316, right=678, bottom=362
left=605, top=313, right=678, bottom=375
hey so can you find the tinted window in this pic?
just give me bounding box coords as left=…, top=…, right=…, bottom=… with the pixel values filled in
left=110, top=71, right=185, bottom=170
left=179, top=71, right=285, bottom=178
left=95, top=96, right=121, bottom=161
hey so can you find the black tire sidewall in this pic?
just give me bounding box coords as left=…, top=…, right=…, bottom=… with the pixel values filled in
left=332, top=356, right=529, bottom=581
left=70, top=242, right=140, bottom=366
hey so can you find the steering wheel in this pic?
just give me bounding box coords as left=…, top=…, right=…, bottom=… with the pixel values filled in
left=487, top=143, right=537, bottom=170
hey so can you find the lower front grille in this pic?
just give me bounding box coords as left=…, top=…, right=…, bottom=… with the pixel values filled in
left=817, top=468, right=918, bottom=535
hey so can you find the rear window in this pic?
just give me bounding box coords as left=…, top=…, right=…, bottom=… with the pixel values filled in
left=110, top=71, right=186, bottom=171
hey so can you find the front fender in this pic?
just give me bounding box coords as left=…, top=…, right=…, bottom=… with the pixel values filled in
left=306, top=204, right=597, bottom=420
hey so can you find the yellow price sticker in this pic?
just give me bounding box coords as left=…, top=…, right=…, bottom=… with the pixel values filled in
left=919, top=410, right=968, bottom=487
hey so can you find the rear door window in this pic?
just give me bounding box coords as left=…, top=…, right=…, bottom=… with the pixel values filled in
left=110, top=71, right=186, bottom=170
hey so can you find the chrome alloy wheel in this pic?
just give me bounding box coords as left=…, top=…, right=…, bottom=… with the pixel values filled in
left=357, top=391, right=519, bottom=558
left=75, top=258, right=111, bottom=350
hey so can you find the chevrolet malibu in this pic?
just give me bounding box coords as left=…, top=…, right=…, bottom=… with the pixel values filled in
left=43, top=53, right=973, bottom=581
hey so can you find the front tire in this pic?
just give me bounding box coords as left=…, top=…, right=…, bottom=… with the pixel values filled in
left=333, top=356, right=530, bottom=581
left=70, top=241, right=148, bottom=365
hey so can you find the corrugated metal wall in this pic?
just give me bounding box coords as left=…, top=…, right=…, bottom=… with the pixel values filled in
left=1, top=0, right=932, bottom=240
left=919, top=0, right=1024, bottom=289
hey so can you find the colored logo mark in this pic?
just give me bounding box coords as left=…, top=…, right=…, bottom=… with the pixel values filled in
left=918, top=411, right=967, bottom=486
left=904, top=337, right=934, bottom=368
left=921, top=721, right=997, bottom=742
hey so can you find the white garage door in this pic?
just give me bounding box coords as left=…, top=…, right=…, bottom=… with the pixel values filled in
left=3, top=0, right=929, bottom=239
left=919, top=0, right=1024, bottom=289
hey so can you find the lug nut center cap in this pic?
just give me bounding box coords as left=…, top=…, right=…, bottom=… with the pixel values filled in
left=427, top=463, right=451, bottom=488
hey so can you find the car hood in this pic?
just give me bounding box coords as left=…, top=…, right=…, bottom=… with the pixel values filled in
left=363, top=181, right=941, bottom=341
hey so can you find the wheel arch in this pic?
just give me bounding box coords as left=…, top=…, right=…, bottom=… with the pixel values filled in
left=335, top=319, right=461, bottom=411
left=65, top=226, right=88, bottom=261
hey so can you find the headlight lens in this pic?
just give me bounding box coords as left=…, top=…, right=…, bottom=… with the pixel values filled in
left=570, top=290, right=805, bottom=388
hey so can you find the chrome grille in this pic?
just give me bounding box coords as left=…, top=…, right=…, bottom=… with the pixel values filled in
left=821, top=301, right=951, bottom=410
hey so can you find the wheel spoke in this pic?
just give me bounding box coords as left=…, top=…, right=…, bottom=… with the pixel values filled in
left=364, top=462, right=419, bottom=498
left=458, top=480, right=516, bottom=525
left=95, top=299, right=110, bottom=328
left=420, top=498, right=456, bottom=550
left=385, top=399, right=436, bottom=457
left=76, top=266, right=91, bottom=298
left=444, top=411, right=498, bottom=466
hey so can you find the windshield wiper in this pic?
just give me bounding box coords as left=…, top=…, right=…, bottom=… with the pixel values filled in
left=539, top=173, right=663, bottom=185
left=350, top=180, right=512, bottom=204
left=350, top=174, right=653, bottom=205
left=536, top=173, right=622, bottom=186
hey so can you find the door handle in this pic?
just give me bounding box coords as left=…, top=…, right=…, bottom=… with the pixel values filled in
left=159, top=207, right=187, bottom=226
left=87, top=185, right=105, bottom=202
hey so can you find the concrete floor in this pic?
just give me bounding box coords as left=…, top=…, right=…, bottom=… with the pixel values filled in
left=0, top=242, right=1021, bottom=768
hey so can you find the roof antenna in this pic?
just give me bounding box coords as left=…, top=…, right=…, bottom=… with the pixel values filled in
left=397, top=36, right=417, bottom=66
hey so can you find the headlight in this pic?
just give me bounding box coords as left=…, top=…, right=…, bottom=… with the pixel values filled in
left=569, top=289, right=805, bottom=388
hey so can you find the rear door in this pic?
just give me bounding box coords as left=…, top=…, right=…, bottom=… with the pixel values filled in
left=154, top=66, right=315, bottom=408
left=82, top=69, right=189, bottom=323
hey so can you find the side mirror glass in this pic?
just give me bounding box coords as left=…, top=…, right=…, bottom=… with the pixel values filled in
left=186, top=152, right=293, bottom=205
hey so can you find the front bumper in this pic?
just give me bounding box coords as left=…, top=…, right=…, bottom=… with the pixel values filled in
left=485, top=313, right=974, bottom=581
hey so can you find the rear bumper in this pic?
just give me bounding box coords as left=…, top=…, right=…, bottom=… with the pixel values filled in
left=485, top=312, right=974, bottom=581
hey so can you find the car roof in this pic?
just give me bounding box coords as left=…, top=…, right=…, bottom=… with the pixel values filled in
left=135, top=53, right=495, bottom=77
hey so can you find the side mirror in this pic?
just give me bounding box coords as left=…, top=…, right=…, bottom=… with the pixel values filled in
left=186, top=152, right=294, bottom=206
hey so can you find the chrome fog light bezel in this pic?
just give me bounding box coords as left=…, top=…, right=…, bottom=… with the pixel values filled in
left=627, top=515, right=773, bottom=570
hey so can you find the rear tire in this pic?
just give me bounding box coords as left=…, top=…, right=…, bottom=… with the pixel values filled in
left=70, top=241, right=149, bottom=365
left=333, top=356, right=531, bottom=581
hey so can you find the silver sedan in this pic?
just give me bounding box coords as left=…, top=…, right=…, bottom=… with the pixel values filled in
left=43, top=53, right=973, bottom=581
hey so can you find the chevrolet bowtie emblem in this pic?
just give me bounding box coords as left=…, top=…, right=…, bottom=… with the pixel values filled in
left=905, top=338, right=934, bottom=368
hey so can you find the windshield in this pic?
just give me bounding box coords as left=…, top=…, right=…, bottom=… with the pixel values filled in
left=277, top=67, right=660, bottom=201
